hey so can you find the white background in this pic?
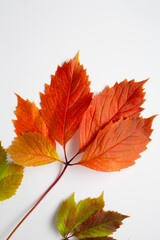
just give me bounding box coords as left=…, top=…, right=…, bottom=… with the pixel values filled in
left=0, top=0, right=160, bottom=239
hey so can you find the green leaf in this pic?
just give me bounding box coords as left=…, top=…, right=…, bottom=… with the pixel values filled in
left=82, top=237, right=116, bottom=240
left=57, top=193, right=77, bottom=238
left=73, top=211, right=128, bottom=239
left=0, top=141, right=7, bottom=176
left=57, top=193, right=128, bottom=240
left=0, top=142, right=24, bottom=201
left=71, top=192, right=105, bottom=232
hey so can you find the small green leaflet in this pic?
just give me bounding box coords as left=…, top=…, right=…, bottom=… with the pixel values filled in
left=57, top=193, right=128, bottom=240
left=57, top=193, right=77, bottom=237
left=80, top=237, right=116, bottom=240
left=81, top=237, right=116, bottom=240
left=0, top=142, right=24, bottom=201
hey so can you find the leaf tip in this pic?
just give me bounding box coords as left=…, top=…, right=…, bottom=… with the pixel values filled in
left=121, top=214, right=130, bottom=220
left=75, top=50, right=80, bottom=61
left=99, top=191, right=104, bottom=200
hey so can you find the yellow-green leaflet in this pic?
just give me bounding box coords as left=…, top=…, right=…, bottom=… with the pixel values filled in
left=0, top=142, right=24, bottom=201
left=57, top=193, right=77, bottom=238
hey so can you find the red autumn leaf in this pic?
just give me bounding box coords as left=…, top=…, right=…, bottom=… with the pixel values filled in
left=79, top=116, right=155, bottom=172
left=10, top=56, right=155, bottom=173
left=80, top=79, right=147, bottom=151
left=13, top=94, right=56, bottom=148
left=40, top=52, right=93, bottom=147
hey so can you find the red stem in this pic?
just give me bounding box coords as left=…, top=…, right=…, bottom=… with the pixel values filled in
left=68, top=151, right=80, bottom=164
left=6, top=164, right=68, bottom=240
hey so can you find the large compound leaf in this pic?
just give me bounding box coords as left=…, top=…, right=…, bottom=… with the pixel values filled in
left=7, top=132, right=60, bottom=167
left=57, top=193, right=126, bottom=240
left=79, top=116, right=155, bottom=171
left=80, top=79, right=147, bottom=151
left=74, top=211, right=127, bottom=239
left=13, top=94, right=56, bottom=148
left=40, top=52, right=93, bottom=147
left=0, top=142, right=23, bottom=200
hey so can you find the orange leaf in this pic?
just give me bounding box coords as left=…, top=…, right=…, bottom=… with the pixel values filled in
left=80, top=79, right=147, bottom=150
left=7, top=132, right=60, bottom=167
left=79, top=116, right=155, bottom=172
left=13, top=94, right=56, bottom=148
left=40, top=52, right=93, bottom=147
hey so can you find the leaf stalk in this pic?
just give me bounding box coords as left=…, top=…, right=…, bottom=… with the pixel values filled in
left=6, top=164, right=68, bottom=240
left=6, top=149, right=81, bottom=240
